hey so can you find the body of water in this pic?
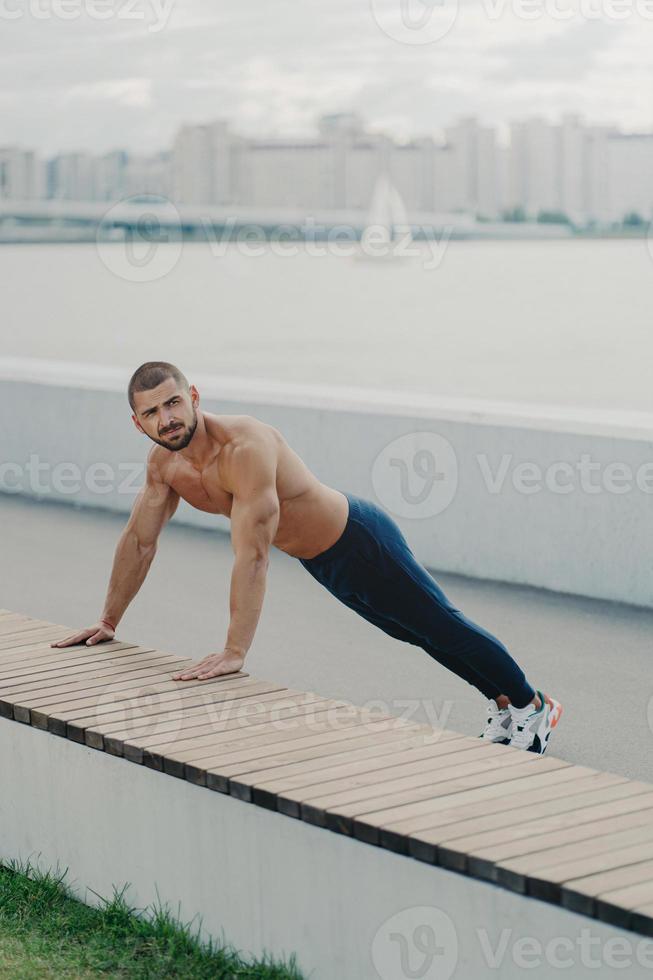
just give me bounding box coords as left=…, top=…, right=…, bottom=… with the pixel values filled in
left=2, top=239, right=652, bottom=413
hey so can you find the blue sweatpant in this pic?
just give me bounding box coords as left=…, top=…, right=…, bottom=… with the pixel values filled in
left=298, top=491, right=536, bottom=709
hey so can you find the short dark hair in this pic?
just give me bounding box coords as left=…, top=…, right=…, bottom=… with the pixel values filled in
left=128, top=361, right=190, bottom=413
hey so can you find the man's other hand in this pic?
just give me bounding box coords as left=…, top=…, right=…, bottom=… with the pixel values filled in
left=172, top=649, right=245, bottom=681
left=50, top=622, right=116, bottom=648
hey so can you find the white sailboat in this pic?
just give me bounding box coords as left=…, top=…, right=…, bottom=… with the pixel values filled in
left=356, top=173, right=414, bottom=261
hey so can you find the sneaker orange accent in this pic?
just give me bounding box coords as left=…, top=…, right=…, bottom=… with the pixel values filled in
left=543, top=693, right=563, bottom=728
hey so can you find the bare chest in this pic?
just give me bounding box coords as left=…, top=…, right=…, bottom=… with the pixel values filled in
left=167, top=462, right=234, bottom=517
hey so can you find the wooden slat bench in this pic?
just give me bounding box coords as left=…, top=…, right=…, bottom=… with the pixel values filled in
left=1, top=608, right=652, bottom=940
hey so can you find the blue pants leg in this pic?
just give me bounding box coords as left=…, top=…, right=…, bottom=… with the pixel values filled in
left=299, top=492, right=536, bottom=709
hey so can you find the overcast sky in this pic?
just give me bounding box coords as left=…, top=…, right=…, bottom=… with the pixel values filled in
left=1, top=0, right=652, bottom=155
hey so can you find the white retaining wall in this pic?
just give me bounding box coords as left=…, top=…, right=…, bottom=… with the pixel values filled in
left=2, top=716, right=652, bottom=980
left=1, top=357, right=652, bottom=608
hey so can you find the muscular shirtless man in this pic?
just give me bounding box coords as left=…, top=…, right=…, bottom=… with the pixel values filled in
left=51, top=361, right=563, bottom=755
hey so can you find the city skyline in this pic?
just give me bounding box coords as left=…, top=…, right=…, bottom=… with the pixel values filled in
left=3, top=110, right=653, bottom=226
left=5, top=107, right=653, bottom=160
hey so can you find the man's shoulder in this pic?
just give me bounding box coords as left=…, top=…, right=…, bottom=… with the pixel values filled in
left=145, top=444, right=170, bottom=484
left=216, top=416, right=281, bottom=493
left=207, top=412, right=281, bottom=448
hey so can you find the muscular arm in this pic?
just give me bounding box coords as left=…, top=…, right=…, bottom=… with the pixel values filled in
left=172, top=432, right=279, bottom=680
left=100, top=453, right=179, bottom=629
left=223, top=437, right=280, bottom=657
left=52, top=451, right=179, bottom=649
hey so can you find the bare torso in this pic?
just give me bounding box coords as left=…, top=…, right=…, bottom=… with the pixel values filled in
left=152, top=412, right=349, bottom=560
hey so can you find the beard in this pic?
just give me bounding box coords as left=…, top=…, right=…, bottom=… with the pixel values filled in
left=155, top=411, right=198, bottom=451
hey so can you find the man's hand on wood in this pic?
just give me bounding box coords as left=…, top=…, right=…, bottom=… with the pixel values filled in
left=172, top=648, right=245, bottom=681
left=50, top=621, right=115, bottom=648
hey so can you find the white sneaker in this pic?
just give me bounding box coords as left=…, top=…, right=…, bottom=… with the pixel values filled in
left=508, top=689, right=563, bottom=755
left=478, top=698, right=512, bottom=744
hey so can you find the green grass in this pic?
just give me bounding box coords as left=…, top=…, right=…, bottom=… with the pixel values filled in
left=0, top=859, right=306, bottom=979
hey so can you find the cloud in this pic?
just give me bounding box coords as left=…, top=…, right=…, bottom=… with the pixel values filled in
left=0, top=0, right=651, bottom=153
left=489, top=20, right=622, bottom=81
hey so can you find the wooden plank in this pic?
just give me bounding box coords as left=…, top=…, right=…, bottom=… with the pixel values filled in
left=0, top=613, right=47, bottom=628
left=189, top=716, right=421, bottom=787
left=0, top=616, right=43, bottom=636
left=0, top=646, right=157, bottom=719
left=85, top=689, right=329, bottom=751
left=438, top=797, right=653, bottom=877
left=260, top=740, right=527, bottom=820
left=58, top=673, right=276, bottom=733
left=0, top=618, right=64, bottom=636
left=403, top=777, right=648, bottom=864
left=163, top=702, right=373, bottom=762
left=229, top=731, right=464, bottom=805
left=339, top=762, right=583, bottom=844
left=7, top=671, right=255, bottom=733
left=0, top=641, right=148, bottom=675
left=150, top=705, right=407, bottom=780
left=13, top=667, right=255, bottom=717
left=0, top=641, right=146, bottom=683
left=204, top=726, right=456, bottom=794
left=0, top=626, right=71, bottom=650
left=442, top=787, right=653, bottom=873
left=599, top=880, right=653, bottom=920
left=563, top=859, right=653, bottom=917
left=0, top=648, right=180, bottom=690
left=4, top=658, right=197, bottom=723
left=6, top=656, right=240, bottom=722
left=531, top=843, right=653, bottom=912
left=54, top=672, right=259, bottom=720
left=118, top=697, right=352, bottom=767
left=384, top=772, right=636, bottom=851
left=1, top=651, right=191, bottom=701
left=496, top=823, right=653, bottom=899
left=55, top=675, right=272, bottom=738
left=110, top=692, right=333, bottom=753
left=299, top=751, right=550, bottom=828
left=234, top=730, right=469, bottom=810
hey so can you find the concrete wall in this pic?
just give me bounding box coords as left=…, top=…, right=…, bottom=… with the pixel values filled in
left=2, top=716, right=651, bottom=980
left=2, top=357, right=652, bottom=608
